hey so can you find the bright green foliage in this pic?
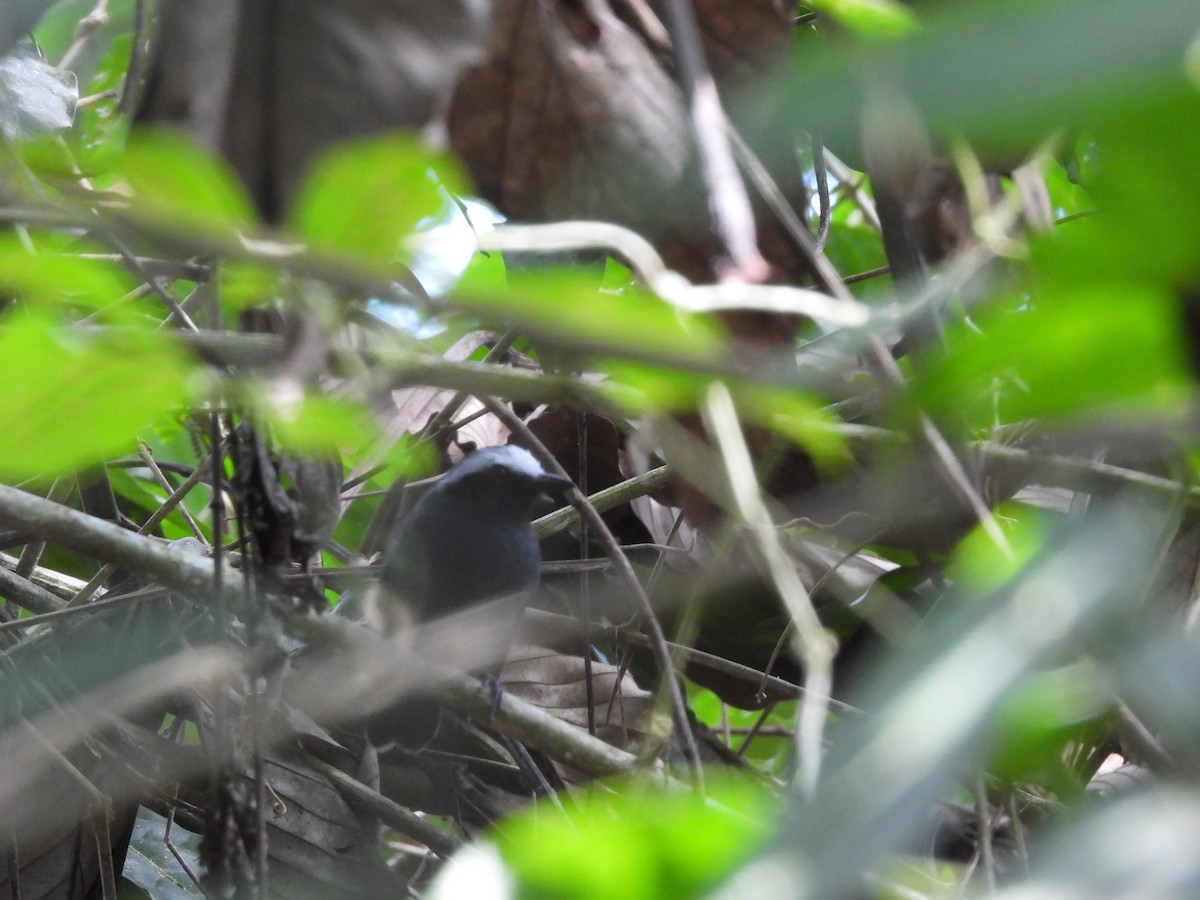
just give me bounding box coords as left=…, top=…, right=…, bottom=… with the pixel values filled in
left=803, top=0, right=918, bottom=39
left=944, top=503, right=1050, bottom=595
left=456, top=243, right=509, bottom=295
left=1035, top=96, right=1200, bottom=289
left=601, top=360, right=714, bottom=413
left=0, top=234, right=134, bottom=315
left=458, top=268, right=726, bottom=365
left=494, top=778, right=775, bottom=900
left=918, top=288, right=1192, bottom=426
left=65, top=34, right=133, bottom=177
left=244, top=385, right=377, bottom=457
left=218, top=260, right=281, bottom=314
left=600, top=256, right=636, bottom=293
left=1040, top=156, right=1092, bottom=224
left=289, top=134, right=466, bottom=265
left=602, top=361, right=847, bottom=469
left=107, top=466, right=195, bottom=542
left=737, top=386, right=849, bottom=471
left=0, top=313, right=193, bottom=477
left=690, top=685, right=799, bottom=775
left=116, top=130, right=258, bottom=236
left=33, top=0, right=139, bottom=70
left=822, top=219, right=888, bottom=287
left=987, top=661, right=1112, bottom=788
left=25, top=3, right=139, bottom=178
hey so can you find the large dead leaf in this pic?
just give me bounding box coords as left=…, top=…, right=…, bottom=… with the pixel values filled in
left=502, top=644, right=654, bottom=773
left=0, top=739, right=139, bottom=900
left=246, top=749, right=402, bottom=898
left=449, top=0, right=691, bottom=231
left=448, top=0, right=811, bottom=288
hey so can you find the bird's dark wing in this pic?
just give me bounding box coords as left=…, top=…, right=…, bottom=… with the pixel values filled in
left=372, top=512, right=437, bottom=631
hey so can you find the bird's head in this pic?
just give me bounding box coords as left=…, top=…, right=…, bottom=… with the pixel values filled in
left=436, top=445, right=574, bottom=515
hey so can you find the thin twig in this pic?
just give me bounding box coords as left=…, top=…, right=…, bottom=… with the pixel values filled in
left=822, top=149, right=881, bottom=231
left=761, top=148, right=1012, bottom=557
left=485, top=222, right=867, bottom=326
left=422, top=328, right=520, bottom=441
left=533, top=465, right=672, bottom=538
left=305, top=755, right=463, bottom=857
left=843, top=265, right=891, bottom=285
left=812, top=137, right=832, bottom=252
left=702, top=382, right=834, bottom=797
left=975, top=770, right=997, bottom=893
left=0, top=584, right=169, bottom=634
left=725, top=125, right=849, bottom=310
left=66, top=451, right=214, bottom=606
left=58, top=0, right=112, bottom=71
left=137, top=442, right=207, bottom=544
left=116, top=0, right=148, bottom=116
left=76, top=89, right=119, bottom=108
left=734, top=706, right=775, bottom=758
left=70, top=254, right=210, bottom=281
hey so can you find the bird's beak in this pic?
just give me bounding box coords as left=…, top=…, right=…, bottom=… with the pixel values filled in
left=539, top=473, right=576, bottom=495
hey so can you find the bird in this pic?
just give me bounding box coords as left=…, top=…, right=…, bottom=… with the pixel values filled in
left=366, top=444, right=574, bottom=743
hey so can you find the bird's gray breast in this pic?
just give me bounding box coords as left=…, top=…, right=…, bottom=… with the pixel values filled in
left=384, top=501, right=541, bottom=621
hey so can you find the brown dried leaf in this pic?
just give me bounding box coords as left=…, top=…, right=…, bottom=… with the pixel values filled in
left=449, top=0, right=812, bottom=294
left=501, top=644, right=654, bottom=767
left=692, top=0, right=792, bottom=82
left=248, top=749, right=401, bottom=897
left=0, top=742, right=138, bottom=900
left=449, top=0, right=693, bottom=230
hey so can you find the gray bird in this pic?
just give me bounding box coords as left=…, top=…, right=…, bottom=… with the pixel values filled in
left=368, top=445, right=574, bottom=726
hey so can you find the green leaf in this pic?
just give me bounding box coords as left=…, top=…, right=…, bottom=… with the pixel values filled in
left=247, top=385, right=377, bottom=456
left=0, top=314, right=193, bottom=478
left=738, top=387, right=849, bottom=471
left=806, top=0, right=918, bottom=39
left=601, top=360, right=712, bottom=413
left=689, top=682, right=799, bottom=773
left=493, top=777, right=775, bottom=900
left=601, top=256, right=636, bottom=292
left=0, top=234, right=134, bottom=314
left=945, top=502, right=1049, bottom=594
left=987, top=662, right=1111, bottom=787
left=822, top=219, right=887, bottom=285
left=1041, top=157, right=1092, bottom=224
left=602, top=363, right=846, bottom=468
left=1034, top=95, right=1200, bottom=289
left=218, top=260, right=280, bottom=314
left=455, top=245, right=507, bottom=295
left=115, top=129, right=257, bottom=235
left=459, top=268, right=726, bottom=365
left=290, top=134, right=466, bottom=264
left=769, top=0, right=1200, bottom=168
left=918, top=288, right=1193, bottom=426
left=108, top=467, right=193, bottom=541
left=64, top=32, right=134, bottom=177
